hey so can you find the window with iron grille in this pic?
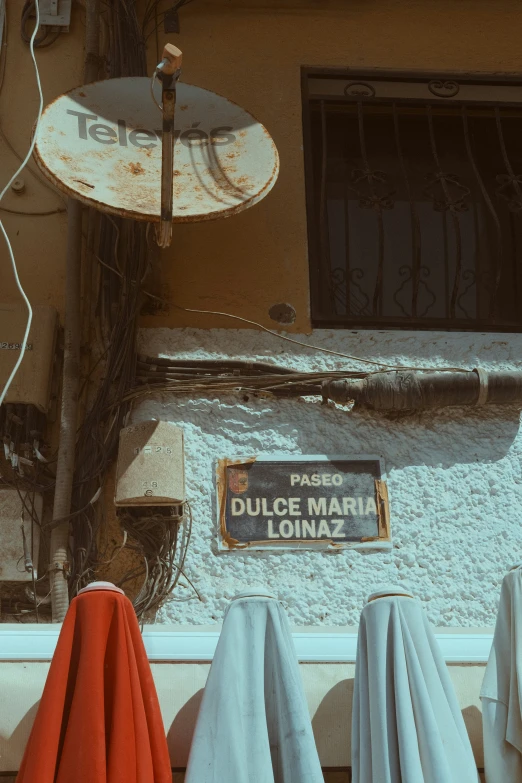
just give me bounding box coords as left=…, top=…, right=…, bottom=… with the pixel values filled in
left=302, top=69, right=522, bottom=331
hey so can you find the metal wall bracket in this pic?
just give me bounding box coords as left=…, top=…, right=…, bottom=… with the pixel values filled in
left=39, top=0, right=71, bottom=31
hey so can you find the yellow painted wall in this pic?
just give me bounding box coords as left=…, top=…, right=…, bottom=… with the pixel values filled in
left=0, top=3, right=83, bottom=314
left=141, top=0, right=522, bottom=333
left=1, top=1, right=520, bottom=335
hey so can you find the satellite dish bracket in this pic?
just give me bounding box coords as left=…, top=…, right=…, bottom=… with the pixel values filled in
left=155, top=44, right=183, bottom=248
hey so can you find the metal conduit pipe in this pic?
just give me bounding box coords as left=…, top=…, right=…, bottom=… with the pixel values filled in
left=49, top=198, right=82, bottom=621
left=323, top=370, right=522, bottom=411
left=49, top=0, right=99, bottom=622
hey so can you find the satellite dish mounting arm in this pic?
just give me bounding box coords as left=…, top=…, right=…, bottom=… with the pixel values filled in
left=155, top=44, right=182, bottom=248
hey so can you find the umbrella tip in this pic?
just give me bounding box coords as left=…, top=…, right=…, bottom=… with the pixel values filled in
left=232, top=587, right=277, bottom=601
left=78, top=581, right=125, bottom=595
left=366, top=586, right=415, bottom=603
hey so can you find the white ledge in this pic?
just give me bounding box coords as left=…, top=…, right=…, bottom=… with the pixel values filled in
left=0, top=625, right=493, bottom=663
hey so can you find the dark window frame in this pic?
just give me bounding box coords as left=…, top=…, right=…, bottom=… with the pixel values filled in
left=302, top=67, right=522, bottom=332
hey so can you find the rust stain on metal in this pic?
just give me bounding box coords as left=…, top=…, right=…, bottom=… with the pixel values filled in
left=230, top=538, right=345, bottom=550
left=74, top=178, right=95, bottom=189
left=217, top=456, right=257, bottom=550
left=128, top=162, right=145, bottom=175
left=375, top=479, right=391, bottom=539
left=34, top=78, right=280, bottom=224
left=35, top=146, right=277, bottom=224
left=367, top=592, right=413, bottom=603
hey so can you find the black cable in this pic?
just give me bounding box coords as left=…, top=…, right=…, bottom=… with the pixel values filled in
left=69, top=12, right=149, bottom=594
left=53, top=0, right=201, bottom=616
left=117, top=502, right=198, bottom=618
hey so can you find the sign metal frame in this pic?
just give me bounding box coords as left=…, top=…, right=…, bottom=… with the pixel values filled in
left=216, top=454, right=392, bottom=552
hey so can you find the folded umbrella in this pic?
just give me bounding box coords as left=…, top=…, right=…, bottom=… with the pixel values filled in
left=352, top=587, right=478, bottom=783
left=481, top=563, right=522, bottom=782
left=16, top=581, right=172, bottom=783
left=185, top=589, right=324, bottom=783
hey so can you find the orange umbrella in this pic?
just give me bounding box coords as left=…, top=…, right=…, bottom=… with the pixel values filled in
left=16, top=582, right=172, bottom=783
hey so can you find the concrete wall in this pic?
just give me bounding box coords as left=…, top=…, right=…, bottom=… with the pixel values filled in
left=134, top=327, right=521, bottom=628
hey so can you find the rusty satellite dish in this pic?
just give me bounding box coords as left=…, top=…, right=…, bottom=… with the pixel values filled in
left=34, top=64, right=279, bottom=243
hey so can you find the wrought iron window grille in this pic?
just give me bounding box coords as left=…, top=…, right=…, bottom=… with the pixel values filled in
left=302, top=68, right=522, bottom=331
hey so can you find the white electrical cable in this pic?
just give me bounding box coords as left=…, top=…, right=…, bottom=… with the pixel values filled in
left=0, top=0, right=43, bottom=407
left=150, top=58, right=168, bottom=112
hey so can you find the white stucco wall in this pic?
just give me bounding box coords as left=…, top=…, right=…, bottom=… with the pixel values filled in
left=136, top=327, right=522, bottom=627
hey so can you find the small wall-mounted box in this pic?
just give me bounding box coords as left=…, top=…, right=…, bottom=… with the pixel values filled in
left=0, top=304, right=58, bottom=412
left=0, top=489, right=42, bottom=581
left=115, top=420, right=185, bottom=507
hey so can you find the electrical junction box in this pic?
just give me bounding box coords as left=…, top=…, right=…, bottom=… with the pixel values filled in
left=0, top=489, right=42, bottom=581
left=0, top=304, right=58, bottom=412
left=115, top=420, right=185, bottom=507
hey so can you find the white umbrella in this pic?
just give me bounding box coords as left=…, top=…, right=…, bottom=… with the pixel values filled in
left=352, top=587, right=478, bottom=783
left=185, top=589, right=324, bottom=783
left=481, top=563, right=522, bottom=782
